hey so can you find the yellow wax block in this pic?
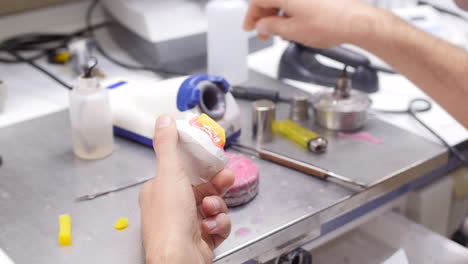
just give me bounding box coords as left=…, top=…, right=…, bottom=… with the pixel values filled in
left=197, top=113, right=226, bottom=147
left=58, top=214, right=72, bottom=246
left=114, top=217, right=129, bottom=231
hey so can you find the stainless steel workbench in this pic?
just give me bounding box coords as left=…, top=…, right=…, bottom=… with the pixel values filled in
left=0, top=71, right=448, bottom=264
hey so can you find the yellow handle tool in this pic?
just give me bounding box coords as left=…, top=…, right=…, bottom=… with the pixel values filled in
left=274, top=120, right=328, bottom=153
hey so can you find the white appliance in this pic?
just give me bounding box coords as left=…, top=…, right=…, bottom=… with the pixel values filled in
left=100, top=0, right=273, bottom=73
left=104, top=74, right=242, bottom=147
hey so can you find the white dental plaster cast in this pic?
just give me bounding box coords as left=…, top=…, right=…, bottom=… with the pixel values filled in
left=176, top=117, right=229, bottom=185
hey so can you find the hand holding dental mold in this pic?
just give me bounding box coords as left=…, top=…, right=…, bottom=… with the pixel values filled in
left=139, top=115, right=234, bottom=264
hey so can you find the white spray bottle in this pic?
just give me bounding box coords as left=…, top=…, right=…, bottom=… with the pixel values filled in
left=69, top=58, right=114, bottom=160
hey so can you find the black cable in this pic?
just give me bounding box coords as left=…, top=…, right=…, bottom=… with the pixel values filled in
left=85, top=0, right=186, bottom=76
left=0, top=23, right=109, bottom=90
left=375, top=98, right=468, bottom=166
left=0, top=51, right=44, bottom=63
left=407, top=100, right=468, bottom=166
left=7, top=50, right=72, bottom=90
left=0, top=22, right=109, bottom=63
left=0, top=34, right=62, bottom=63
left=417, top=1, right=468, bottom=23
left=0, top=22, right=111, bottom=90
left=373, top=98, right=432, bottom=114
left=0, top=0, right=184, bottom=88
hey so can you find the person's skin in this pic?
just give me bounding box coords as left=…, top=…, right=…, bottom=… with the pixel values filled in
left=139, top=2, right=468, bottom=264
left=139, top=115, right=235, bottom=264
left=455, top=0, right=468, bottom=10
left=244, top=0, right=468, bottom=128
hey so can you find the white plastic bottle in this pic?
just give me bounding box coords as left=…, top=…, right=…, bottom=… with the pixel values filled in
left=206, top=0, right=249, bottom=85
left=69, top=74, right=114, bottom=160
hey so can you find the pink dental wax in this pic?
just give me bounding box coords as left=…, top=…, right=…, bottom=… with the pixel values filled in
left=223, top=153, right=260, bottom=207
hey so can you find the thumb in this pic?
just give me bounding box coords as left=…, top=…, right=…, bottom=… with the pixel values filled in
left=256, top=16, right=292, bottom=40
left=153, top=115, right=179, bottom=166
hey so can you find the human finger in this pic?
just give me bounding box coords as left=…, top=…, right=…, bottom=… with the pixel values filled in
left=193, top=169, right=235, bottom=205
left=202, top=213, right=232, bottom=248
left=255, top=15, right=294, bottom=40
left=244, top=4, right=279, bottom=31
left=201, top=196, right=229, bottom=217
left=152, top=115, right=179, bottom=172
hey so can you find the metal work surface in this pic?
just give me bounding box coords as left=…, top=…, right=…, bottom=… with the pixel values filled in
left=0, top=72, right=447, bottom=264
left=312, top=211, right=468, bottom=263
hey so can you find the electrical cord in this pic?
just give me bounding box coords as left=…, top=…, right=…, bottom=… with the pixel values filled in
left=0, top=0, right=185, bottom=89
left=374, top=98, right=468, bottom=166
left=417, top=1, right=468, bottom=23
left=0, top=22, right=109, bottom=90
left=7, top=49, right=72, bottom=89
left=85, top=0, right=186, bottom=76
left=0, top=33, right=66, bottom=63
left=0, top=22, right=109, bottom=63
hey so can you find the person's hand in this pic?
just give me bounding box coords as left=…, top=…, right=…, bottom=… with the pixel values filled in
left=454, top=0, right=468, bottom=10
left=243, top=0, right=383, bottom=48
left=139, top=115, right=235, bottom=264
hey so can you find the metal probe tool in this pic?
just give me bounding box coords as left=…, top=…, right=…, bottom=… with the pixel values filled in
left=231, top=143, right=367, bottom=189
left=75, top=177, right=152, bottom=202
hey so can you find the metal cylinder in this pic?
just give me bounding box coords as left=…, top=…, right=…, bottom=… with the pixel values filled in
left=308, top=137, right=328, bottom=153
left=289, top=95, right=310, bottom=122
left=312, top=90, right=371, bottom=131
left=313, top=107, right=368, bottom=131
left=252, top=99, right=276, bottom=143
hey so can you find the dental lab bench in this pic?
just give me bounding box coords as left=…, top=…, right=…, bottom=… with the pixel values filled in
left=1, top=1, right=468, bottom=264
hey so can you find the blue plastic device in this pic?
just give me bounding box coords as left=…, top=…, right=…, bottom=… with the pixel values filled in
left=177, top=74, right=230, bottom=111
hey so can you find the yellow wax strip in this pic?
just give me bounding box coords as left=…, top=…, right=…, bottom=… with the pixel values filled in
left=197, top=113, right=226, bottom=147
left=58, top=214, right=72, bottom=246
left=114, top=217, right=129, bottom=231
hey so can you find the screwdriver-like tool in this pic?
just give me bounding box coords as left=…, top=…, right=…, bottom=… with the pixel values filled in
left=231, top=143, right=367, bottom=189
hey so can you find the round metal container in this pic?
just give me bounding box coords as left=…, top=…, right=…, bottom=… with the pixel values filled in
left=312, top=90, right=371, bottom=131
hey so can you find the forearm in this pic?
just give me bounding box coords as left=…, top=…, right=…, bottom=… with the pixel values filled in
left=353, top=9, right=468, bottom=128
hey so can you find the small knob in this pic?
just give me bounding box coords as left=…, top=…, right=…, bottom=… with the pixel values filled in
left=334, top=66, right=352, bottom=99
